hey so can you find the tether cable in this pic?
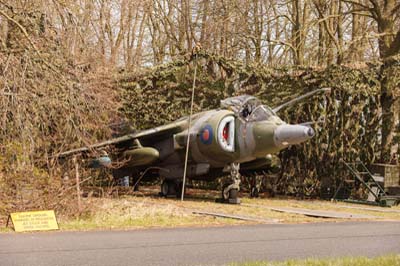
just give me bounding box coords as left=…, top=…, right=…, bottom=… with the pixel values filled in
left=181, top=53, right=198, bottom=201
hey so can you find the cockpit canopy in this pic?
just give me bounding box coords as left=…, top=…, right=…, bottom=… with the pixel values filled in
left=220, top=95, right=276, bottom=122
left=221, top=95, right=260, bottom=112
left=247, top=105, right=276, bottom=122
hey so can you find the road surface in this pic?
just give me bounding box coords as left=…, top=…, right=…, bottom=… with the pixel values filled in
left=1, top=222, right=399, bottom=266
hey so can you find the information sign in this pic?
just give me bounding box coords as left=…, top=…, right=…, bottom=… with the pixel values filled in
left=10, top=210, right=59, bottom=232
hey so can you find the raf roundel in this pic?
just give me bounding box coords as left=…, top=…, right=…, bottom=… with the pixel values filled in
left=200, top=125, right=213, bottom=145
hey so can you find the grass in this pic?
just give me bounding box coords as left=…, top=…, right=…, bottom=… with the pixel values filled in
left=228, top=254, right=400, bottom=266
left=2, top=186, right=400, bottom=232
left=241, top=197, right=400, bottom=221
left=56, top=187, right=400, bottom=231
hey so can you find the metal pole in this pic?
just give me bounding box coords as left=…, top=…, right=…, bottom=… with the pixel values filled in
left=181, top=54, right=198, bottom=201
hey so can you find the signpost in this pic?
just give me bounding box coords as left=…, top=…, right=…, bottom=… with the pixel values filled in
left=8, top=210, right=59, bottom=232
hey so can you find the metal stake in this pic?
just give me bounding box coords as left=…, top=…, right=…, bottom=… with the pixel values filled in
left=181, top=54, right=198, bottom=201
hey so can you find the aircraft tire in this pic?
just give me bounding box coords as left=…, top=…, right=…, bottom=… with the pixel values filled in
left=161, top=180, right=169, bottom=196
left=161, top=180, right=179, bottom=197
left=250, top=187, right=259, bottom=198
left=229, top=188, right=238, bottom=200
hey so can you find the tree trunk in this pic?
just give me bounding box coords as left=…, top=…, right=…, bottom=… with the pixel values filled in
left=380, top=56, right=400, bottom=163
left=291, top=0, right=302, bottom=65
left=336, top=0, right=343, bottom=64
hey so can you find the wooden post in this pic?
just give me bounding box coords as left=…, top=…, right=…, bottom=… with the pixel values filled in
left=6, top=214, right=11, bottom=228
left=73, top=155, right=82, bottom=213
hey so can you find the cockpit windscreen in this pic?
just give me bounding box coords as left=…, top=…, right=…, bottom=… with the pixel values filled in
left=247, top=105, right=276, bottom=121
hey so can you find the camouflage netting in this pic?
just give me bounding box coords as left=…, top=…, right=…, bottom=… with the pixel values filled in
left=118, top=51, right=400, bottom=197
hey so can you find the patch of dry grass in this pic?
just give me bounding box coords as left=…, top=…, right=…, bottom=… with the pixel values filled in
left=58, top=196, right=248, bottom=231
left=2, top=187, right=399, bottom=232
left=241, top=197, right=400, bottom=221
left=54, top=187, right=400, bottom=231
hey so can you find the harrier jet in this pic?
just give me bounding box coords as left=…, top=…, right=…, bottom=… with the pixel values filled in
left=58, top=89, right=328, bottom=203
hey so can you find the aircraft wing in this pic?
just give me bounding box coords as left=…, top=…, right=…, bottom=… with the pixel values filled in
left=56, top=119, right=188, bottom=158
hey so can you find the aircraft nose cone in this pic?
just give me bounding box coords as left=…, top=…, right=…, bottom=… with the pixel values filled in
left=274, top=124, right=315, bottom=147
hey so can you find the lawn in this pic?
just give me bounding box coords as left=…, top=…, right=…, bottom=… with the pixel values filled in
left=56, top=187, right=400, bottom=231
left=2, top=187, right=399, bottom=232
left=229, top=254, right=400, bottom=266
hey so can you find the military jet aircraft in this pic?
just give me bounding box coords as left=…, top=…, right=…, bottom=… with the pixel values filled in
left=58, top=88, right=328, bottom=203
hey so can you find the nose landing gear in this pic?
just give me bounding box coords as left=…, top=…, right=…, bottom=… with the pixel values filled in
left=217, top=163, right=241, bottom=204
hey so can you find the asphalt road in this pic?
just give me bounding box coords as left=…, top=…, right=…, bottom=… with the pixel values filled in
left=1, top=222, right=399, bottom=266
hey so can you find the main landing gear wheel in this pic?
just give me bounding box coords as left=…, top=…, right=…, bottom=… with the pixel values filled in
left=160, top=180, right=170, bottom=196
left=160, top=180, right=182, bottom=198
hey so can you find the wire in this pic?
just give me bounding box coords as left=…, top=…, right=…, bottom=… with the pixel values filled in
left=181, top=53, right=198, bottom=201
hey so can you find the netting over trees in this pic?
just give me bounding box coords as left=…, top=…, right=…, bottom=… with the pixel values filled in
left=118, top=51, right=399, bottom=196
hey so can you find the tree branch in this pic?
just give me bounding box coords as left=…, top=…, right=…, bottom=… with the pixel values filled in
left=0, top=9, right=60, bottom=74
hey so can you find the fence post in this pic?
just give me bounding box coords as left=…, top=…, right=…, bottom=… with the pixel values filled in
left=73, top=155, right=82, bottom=213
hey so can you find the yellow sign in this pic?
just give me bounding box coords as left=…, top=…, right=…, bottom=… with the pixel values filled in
left=10, top=210, right=59, bottom=232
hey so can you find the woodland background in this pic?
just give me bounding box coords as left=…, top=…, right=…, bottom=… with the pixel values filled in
left=0, top=0, right=399, bottom=218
